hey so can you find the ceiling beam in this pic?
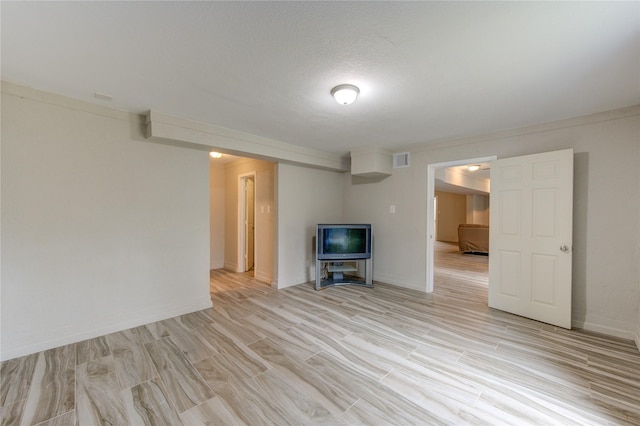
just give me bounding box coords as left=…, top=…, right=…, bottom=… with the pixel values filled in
left=145, top=111, right=348, bottom=172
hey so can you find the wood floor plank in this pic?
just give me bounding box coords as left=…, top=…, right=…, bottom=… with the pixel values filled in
left=245, top=367, right=342, bottom=424
left=123, top=377, right=183, bottom=425
left=177, top=309, right=217, bottom=330
left=18, top=345, right=75, bottom=426
left=0, top=352, right=37, bottom=407
left=248, top=338, right=357, bottom=413
left=35, top=410, right=76, bottom=426
left=242, top=315, right=322, bottom=361
left=150, top=317, right=218, bottom=364
left=377, top=368, right=491, bottom=425
left=209, top=312, right=267, bottom=346
left=195, top=325, right=270, bottom=380
left=179, top=396, right=241, bottom=426
left=76, top=335, right=111, bottom=364
left=105, top=328, right=159, bottom=390
left=0, top=399, right=25, bottom=426
left=76, top=356, right=129, bottom=425
left=192, top=362, right=291, bottom=425
left=144, top=337, right=215, bottom=413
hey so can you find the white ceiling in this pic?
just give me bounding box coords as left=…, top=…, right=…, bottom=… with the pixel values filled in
left=2, top=2, right=638, bottom=156
left=435, top=163, right=491, bottom=195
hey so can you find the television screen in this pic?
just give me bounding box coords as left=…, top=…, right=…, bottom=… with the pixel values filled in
left=323, top=228, right=367, bottom=254
left=317, top=224, right=371, bottom=260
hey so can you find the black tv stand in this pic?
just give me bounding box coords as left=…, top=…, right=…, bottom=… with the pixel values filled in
left=315, top=258, right=373, bottom=290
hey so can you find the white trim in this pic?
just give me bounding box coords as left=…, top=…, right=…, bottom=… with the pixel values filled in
left=254, top=270, right=273, bottom=284
left=572, top=319, right=636, bottom=342
left=223, top=261, right=238, bottom=272
left=1, top=299, right=212, bottom=362
left=404, top=105, right=640, bottom=154
left=372, top=273, right=424, bottom=292
left=426, top=155, right=496, bottom=292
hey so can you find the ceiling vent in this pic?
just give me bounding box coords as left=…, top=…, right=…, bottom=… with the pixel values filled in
left=393, top=152, right=410, bottom=168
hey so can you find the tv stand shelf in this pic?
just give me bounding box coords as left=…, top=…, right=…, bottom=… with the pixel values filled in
left=327, top=264, right=357, bottom=273
left=315, top=259, right=373, bottom=290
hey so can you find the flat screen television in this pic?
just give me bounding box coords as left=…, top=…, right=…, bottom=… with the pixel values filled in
left=317, top=224, right=372, bottom=260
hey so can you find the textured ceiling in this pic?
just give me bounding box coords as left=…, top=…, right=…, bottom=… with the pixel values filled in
left=2, top=1, right=639, bottom=155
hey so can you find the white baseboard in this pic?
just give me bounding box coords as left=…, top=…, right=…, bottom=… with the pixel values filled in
left=571, top=319, right=635, bottom=341
left=276, top=277, right=308, bottom=290
left=254, top=270, right=273, bottom=284
left=372, top=272, right=427, bottom=292
left=224, top=261, right=238, bottom=272
left=210, top=261, right=224, bottom=270
left=1, top=298, right=213, bottom=362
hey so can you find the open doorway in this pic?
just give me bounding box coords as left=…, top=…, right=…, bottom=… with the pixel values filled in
left=426, top=156, right=495, bottom=293
left=238, top=172, right=256, bottom=275
left=209, top=153, right=276, bottom=286
left=245, top=176, right=255, bottom=273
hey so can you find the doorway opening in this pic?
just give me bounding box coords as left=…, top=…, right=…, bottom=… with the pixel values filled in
left=426, top=156, right=495, bottom=293
left=209, top=154, right=276, bottom=290
left=238, top=172, right=256, bottom=275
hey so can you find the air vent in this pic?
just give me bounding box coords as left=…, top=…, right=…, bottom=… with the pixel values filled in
left=393, top=152, right=410, bottom=168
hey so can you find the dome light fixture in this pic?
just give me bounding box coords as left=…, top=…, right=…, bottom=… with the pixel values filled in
left=331, top=84, right=360, bottom=105
left=209, top=152, right=223, bottom=159
left=468, top=165, right=481, bottom=171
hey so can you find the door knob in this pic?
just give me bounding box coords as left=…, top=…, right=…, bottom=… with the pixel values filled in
left=560, top=245, right=569, bottom=252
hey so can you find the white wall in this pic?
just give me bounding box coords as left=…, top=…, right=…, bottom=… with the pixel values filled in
left=1, top=83, right=212, bottom=360
left=275, top=163, right=344, bottom=289
left=224, top=158, right=275, bottom=283
left=210, top=160, right=225, bottom=269
left=344, top=171, right=427, bottom=290
left=435, top=191, right=467, bottom=242
left=466, top=194, right=489, bottom=225
left=436, top=167, right=490, bottom=193
left=637, top=138, right=640, bottom=351
left=345, top=106, right=640, bottom=339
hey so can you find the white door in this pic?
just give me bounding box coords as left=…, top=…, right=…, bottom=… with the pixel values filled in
left=489, top=149, right=573, bottom=328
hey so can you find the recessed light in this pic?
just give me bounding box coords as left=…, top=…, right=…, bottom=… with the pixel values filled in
left=468, top=165, right=480, bottom=171
left=210, top=152, right=223, bottom=159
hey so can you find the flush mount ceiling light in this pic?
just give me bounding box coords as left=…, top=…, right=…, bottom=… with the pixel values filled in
left=468, top=165, right=481, bottom=171
left=331, top=84, right=360, bottom=105
left=209, top=152, right=223, bottom=159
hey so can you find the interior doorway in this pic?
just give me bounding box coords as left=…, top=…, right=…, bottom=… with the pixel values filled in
left=426, top=156, right=495, bottom=292
left=209, top=154, right=276, bottom=285
left=238, top=172, right=256, bottom=274
left=245, top=176, right=255, bottom=272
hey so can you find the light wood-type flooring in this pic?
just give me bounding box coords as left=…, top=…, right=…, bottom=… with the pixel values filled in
left=2, top=242, right=640, bottom=425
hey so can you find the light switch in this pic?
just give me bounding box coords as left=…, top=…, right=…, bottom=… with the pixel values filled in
left=390, top=205, right=396, bottom=214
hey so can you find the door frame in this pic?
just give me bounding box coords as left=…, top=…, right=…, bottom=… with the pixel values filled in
left=237, top=172, right=257, bottom=273
left=426, top=155, right=496, bottom=292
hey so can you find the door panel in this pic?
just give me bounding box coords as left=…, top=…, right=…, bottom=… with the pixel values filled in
left=499, top=251, right=521, bottom=297
left=489, top=149, right=573, bottom=329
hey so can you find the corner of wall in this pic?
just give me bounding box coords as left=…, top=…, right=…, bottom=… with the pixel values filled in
left=636, top=280, right=640, bottom=352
